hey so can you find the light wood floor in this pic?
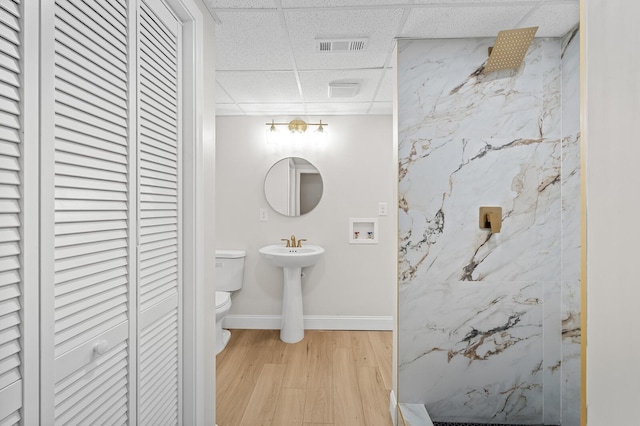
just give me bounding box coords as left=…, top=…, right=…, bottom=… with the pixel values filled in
left=216, top=329, right=393, bottom=426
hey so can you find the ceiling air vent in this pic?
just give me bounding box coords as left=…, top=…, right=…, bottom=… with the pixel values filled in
left=315, top=37, right=368, bottom=53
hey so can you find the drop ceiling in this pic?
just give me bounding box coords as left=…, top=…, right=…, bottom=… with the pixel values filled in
left=206, top=0, right=579, bottom=116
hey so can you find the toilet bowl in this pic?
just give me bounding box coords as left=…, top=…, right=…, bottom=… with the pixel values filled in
left=214, top=249, right=245, bottom=354
left=215, top=291, right=232, bottom=354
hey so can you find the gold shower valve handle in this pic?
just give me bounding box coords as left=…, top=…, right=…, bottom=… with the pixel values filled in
left=479, top=206, right=502, bottom=233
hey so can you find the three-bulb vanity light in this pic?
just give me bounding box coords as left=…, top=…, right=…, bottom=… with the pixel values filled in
left=265, top=118, right=328, bottom=144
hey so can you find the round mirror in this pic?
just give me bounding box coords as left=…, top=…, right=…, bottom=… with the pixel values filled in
left=264, top=157, right=323, bottom=216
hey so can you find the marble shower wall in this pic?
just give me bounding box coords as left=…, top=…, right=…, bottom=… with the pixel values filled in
left=397, top=33, right=580, bottom=425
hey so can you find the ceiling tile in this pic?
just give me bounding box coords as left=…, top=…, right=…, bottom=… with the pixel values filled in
left=239, top=103, right=308, bottom=115
left=411, top=0, right=539, bottom=3
left=306, top=102, right=372, bottom=115
left=215, top=11, right=292, bottom=70
left=298, top=69, right=384, bottom=102
left=282, top=0, right=539, bottom=6
left=208, top=0, right=275, bottom=8
left=216, top=104, right=245, bottom=115
left=518, top=3, right=580, bottom=37
left=400, top=5, right=534, bottom=38
left=284, top=8, right=404, bottom=70
left=216, top=82, right=235, bottom=103
left=282, top=0, right=413, bottom=6
left=374, top=69, right=394, bottom=102
left=216, top=71, right=301, bottom=103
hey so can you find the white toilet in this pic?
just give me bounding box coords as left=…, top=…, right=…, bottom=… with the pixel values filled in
left=215, top=249, right=245, bottom=354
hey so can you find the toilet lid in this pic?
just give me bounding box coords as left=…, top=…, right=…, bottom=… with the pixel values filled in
left=215, top=291, right=231, bottom=309
left=215, top=249, right=245, bottom=258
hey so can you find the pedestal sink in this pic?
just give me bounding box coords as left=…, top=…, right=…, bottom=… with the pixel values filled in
left=259, top=244, right=325, bottom=343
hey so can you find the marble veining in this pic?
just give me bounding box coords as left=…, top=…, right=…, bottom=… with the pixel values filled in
left=398, top=33, right=580, bottom=425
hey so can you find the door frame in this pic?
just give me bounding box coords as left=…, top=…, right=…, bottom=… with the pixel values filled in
left=157, top=0, right=207, bottom=424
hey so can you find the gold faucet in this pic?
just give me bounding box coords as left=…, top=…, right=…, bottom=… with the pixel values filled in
left=281, top=235, right=307, bottom=247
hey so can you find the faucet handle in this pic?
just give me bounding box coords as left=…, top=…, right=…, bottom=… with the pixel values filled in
left=281, top=238, right=291, bottom=247
left=297, top=239, right=307, bottom=247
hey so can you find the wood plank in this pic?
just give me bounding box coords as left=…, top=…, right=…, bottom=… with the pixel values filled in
left=333, top=347, right=366, bottom=426
left=281, top=338, right=310, bottom=389
left=239, top=363, right=286, bottom=426
left=357, top=366, right=393, bottom=426
left=351, top=331, right=378, bottom=367
left=330, top=330, right=352, bottom=349
left=271, top=388, right=305, bottom=425
left=303, top=331, right=333, bottom=424
left=216, top=331, right=285, bottom=426
left=368, top=331, right=393, bottom=391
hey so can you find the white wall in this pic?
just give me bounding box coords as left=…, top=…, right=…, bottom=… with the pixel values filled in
left=585, top=1, right=640, bottom=424
left=215, top=115, right=396, bottom=327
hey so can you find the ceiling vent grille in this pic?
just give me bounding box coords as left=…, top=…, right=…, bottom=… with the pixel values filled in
left=316, top=38, right=368, bottom=53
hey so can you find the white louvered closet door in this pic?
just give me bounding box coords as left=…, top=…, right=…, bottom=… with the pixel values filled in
left=136, top=0, right=182, bottom=424
left=47, top=0, right=132, bottom=424
left=0, top=1, right=23, bottom=424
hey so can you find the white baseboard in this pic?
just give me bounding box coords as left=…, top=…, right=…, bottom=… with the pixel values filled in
left=223, top=314, right=393, bottom=331
left=389, top=390, right=398, bottom=426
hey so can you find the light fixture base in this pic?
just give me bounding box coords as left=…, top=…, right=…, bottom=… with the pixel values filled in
left=288, top=119, right=307, bottom=133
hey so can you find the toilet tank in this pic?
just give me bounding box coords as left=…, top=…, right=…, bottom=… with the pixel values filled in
left=215, top=249, right=246, bottom=292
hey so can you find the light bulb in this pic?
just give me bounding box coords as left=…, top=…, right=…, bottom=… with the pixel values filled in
left=265, top=120, right=279, bottom=144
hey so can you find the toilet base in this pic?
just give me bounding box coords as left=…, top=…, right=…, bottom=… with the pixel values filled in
left=216, top=329, right=231, bottom=355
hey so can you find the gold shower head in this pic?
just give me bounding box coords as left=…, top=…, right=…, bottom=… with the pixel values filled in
left=483, top=26, right=539, bottom=73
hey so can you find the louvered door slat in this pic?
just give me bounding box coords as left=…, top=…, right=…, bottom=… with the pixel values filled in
left=140, top=107, right=177, bottom=138
left=0, top=38, right=18, bottom=61
left=55, top=67, right=127, bottom=111
left=0, top=0, right=21, bottom=421
left=56, top=92, right=128, bottom=130
left=140, top=77, right=176, bottom=109
left=138, top=60, right=176, bottom=104
left=139, top=237, right=176, bottom=253
left=139, top=91, right=176, bottom=124
left=50, top=0, right=130, bottom=424
left=55, top=140, right=127, bottom=164
left=94, top=0, right=126, bottom=28
left=56, top=211, right=127, bottom=224
left=55, top=21, right=126, bottom=78
left=58, top=0, right=126, bottom=42
left=140, top=123, right=178, bottom=152
left=56, top=238, right=128, bottom=258
left=55, top=164, right=127, bottom=184
left=55, top=267, right=128, bottom=298
left=138, top=46, right=176, bottom=94
left=0, top=1, right=20, bottom=18
left=139, top=14, right=176, bottom=70
left=56, top=224, right=127, bottom=241
left=56, top=79, right=127, bottom=122
left=137, top=1, right=181, bottom=423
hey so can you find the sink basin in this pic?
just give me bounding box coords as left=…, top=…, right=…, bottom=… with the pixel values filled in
left=259, top=244, right=325, bottom=343
left=258, top=244, right=325, bottom=268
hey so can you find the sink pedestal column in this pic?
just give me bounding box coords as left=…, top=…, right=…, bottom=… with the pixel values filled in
left=281, top=266, right=304, bottom=343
